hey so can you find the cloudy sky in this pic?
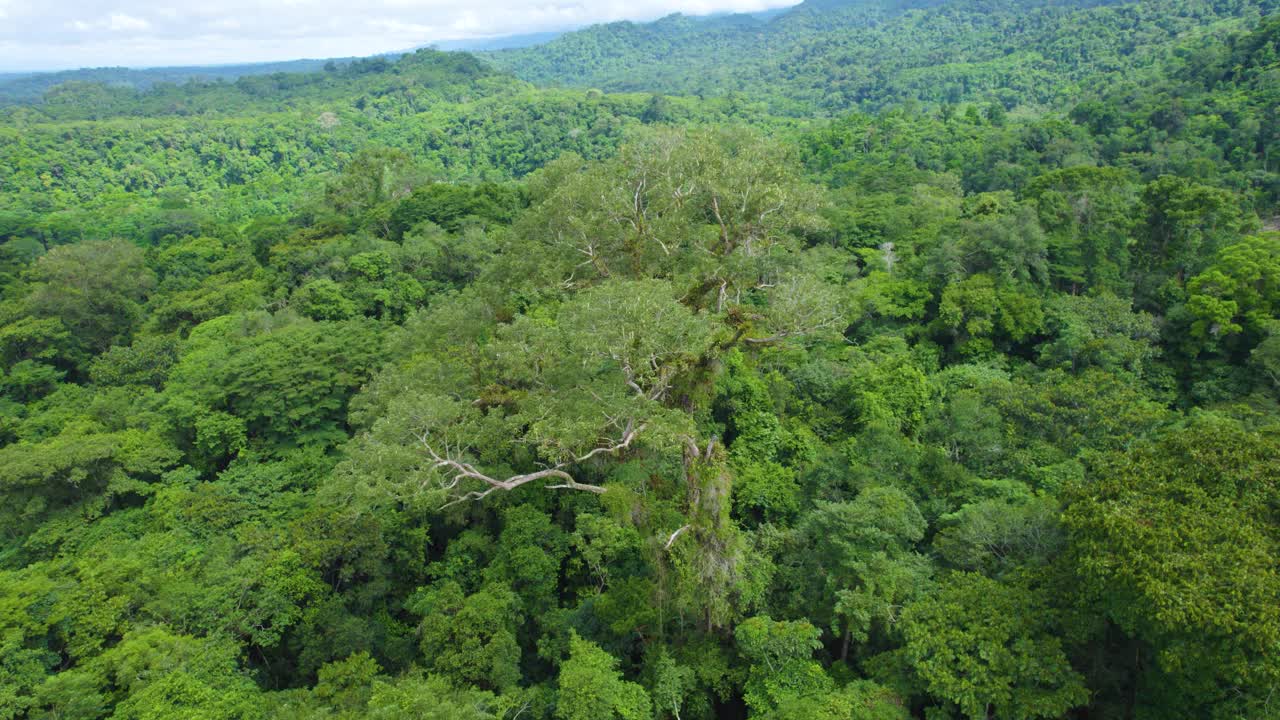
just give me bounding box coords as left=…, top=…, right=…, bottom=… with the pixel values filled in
left=0, top=0, right=800, bottom=72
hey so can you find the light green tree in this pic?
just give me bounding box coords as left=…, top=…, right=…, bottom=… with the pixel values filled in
left=556, top=633, right=651, bottom=720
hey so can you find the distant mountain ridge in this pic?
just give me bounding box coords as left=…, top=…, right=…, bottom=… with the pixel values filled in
left=432, top=31, right=569, bottom=52
left=483, top=0, right=1280, bottom=113
left=0, top=29, right=573, bottom=106
left=4, top=0, right=1276, bottom=114
left=7, top=51, right=497, bottom=121
left=0, top=6, right=793, bottom=107
left=0, top=59, right=349, bottom=106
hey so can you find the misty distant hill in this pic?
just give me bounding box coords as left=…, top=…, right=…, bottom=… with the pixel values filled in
left=432, top=31, right=569, bottom=52
left=0, top=59, right=347, bottom=106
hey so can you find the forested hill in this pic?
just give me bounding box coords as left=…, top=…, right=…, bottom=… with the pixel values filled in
left=486, top=0, right=1280, bottom=113
left=0, top=48, right=786, bottom=245
left=0, top=59, right=350, bottom=107
left=3, top=52, right=496, bottom=120
left=2, top=3, right=1280, bottom=720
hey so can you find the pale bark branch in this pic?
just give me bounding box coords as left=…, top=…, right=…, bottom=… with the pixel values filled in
left=664, top=525, right=691, bottom=550
left=424, top=420, right=645, bottom=508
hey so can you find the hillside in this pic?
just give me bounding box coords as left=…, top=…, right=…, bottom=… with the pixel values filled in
left=0, top=4, right=787, bottom=109
left=0, top=36, right=552, bottom=107
left=1, top=4, right=1279, bottom=720
left=0, top=49, right=791, bottom=248
left=0, top=59, right=357, bottom=107
left=487, top=0, right=1280, bottom=113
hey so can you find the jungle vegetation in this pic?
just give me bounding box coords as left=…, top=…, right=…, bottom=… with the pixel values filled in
left=1, top=1, right=1278, bottom=719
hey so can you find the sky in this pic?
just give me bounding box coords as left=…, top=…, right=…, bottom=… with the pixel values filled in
left=0, top=0, right=801, bottom=72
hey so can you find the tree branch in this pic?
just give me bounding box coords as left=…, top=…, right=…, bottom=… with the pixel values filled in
left=664, top=525, right=691, bottom=550
left=424, top=420, right=645, bottom=508
left=742, top=332, right=793, bottom=345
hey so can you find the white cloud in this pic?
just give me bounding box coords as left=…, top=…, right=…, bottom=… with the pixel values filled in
left=107, top=13, right=151, bottom=31
left=62, top=12, right=152, bottom=36
left=367, top=19, right=440, bottom=36
left=0, top=0, right=801, bottom=72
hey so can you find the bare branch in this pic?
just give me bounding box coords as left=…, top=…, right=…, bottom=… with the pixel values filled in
left=742, top=332, right=794, bottom=346
left=423, top=420, right=645, bottom=508
left=572, top=420, right=645, bottom=464
left=665, top=525, right=691, bottom=550
left=711, top=194, right=732, bottom=253
left=546, top=479, right=609, bottom=494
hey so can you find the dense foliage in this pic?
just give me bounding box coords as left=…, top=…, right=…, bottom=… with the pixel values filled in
left=1, top=1, right=1278, bottom=719
left=489, top=0, right=1280, bottom=115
